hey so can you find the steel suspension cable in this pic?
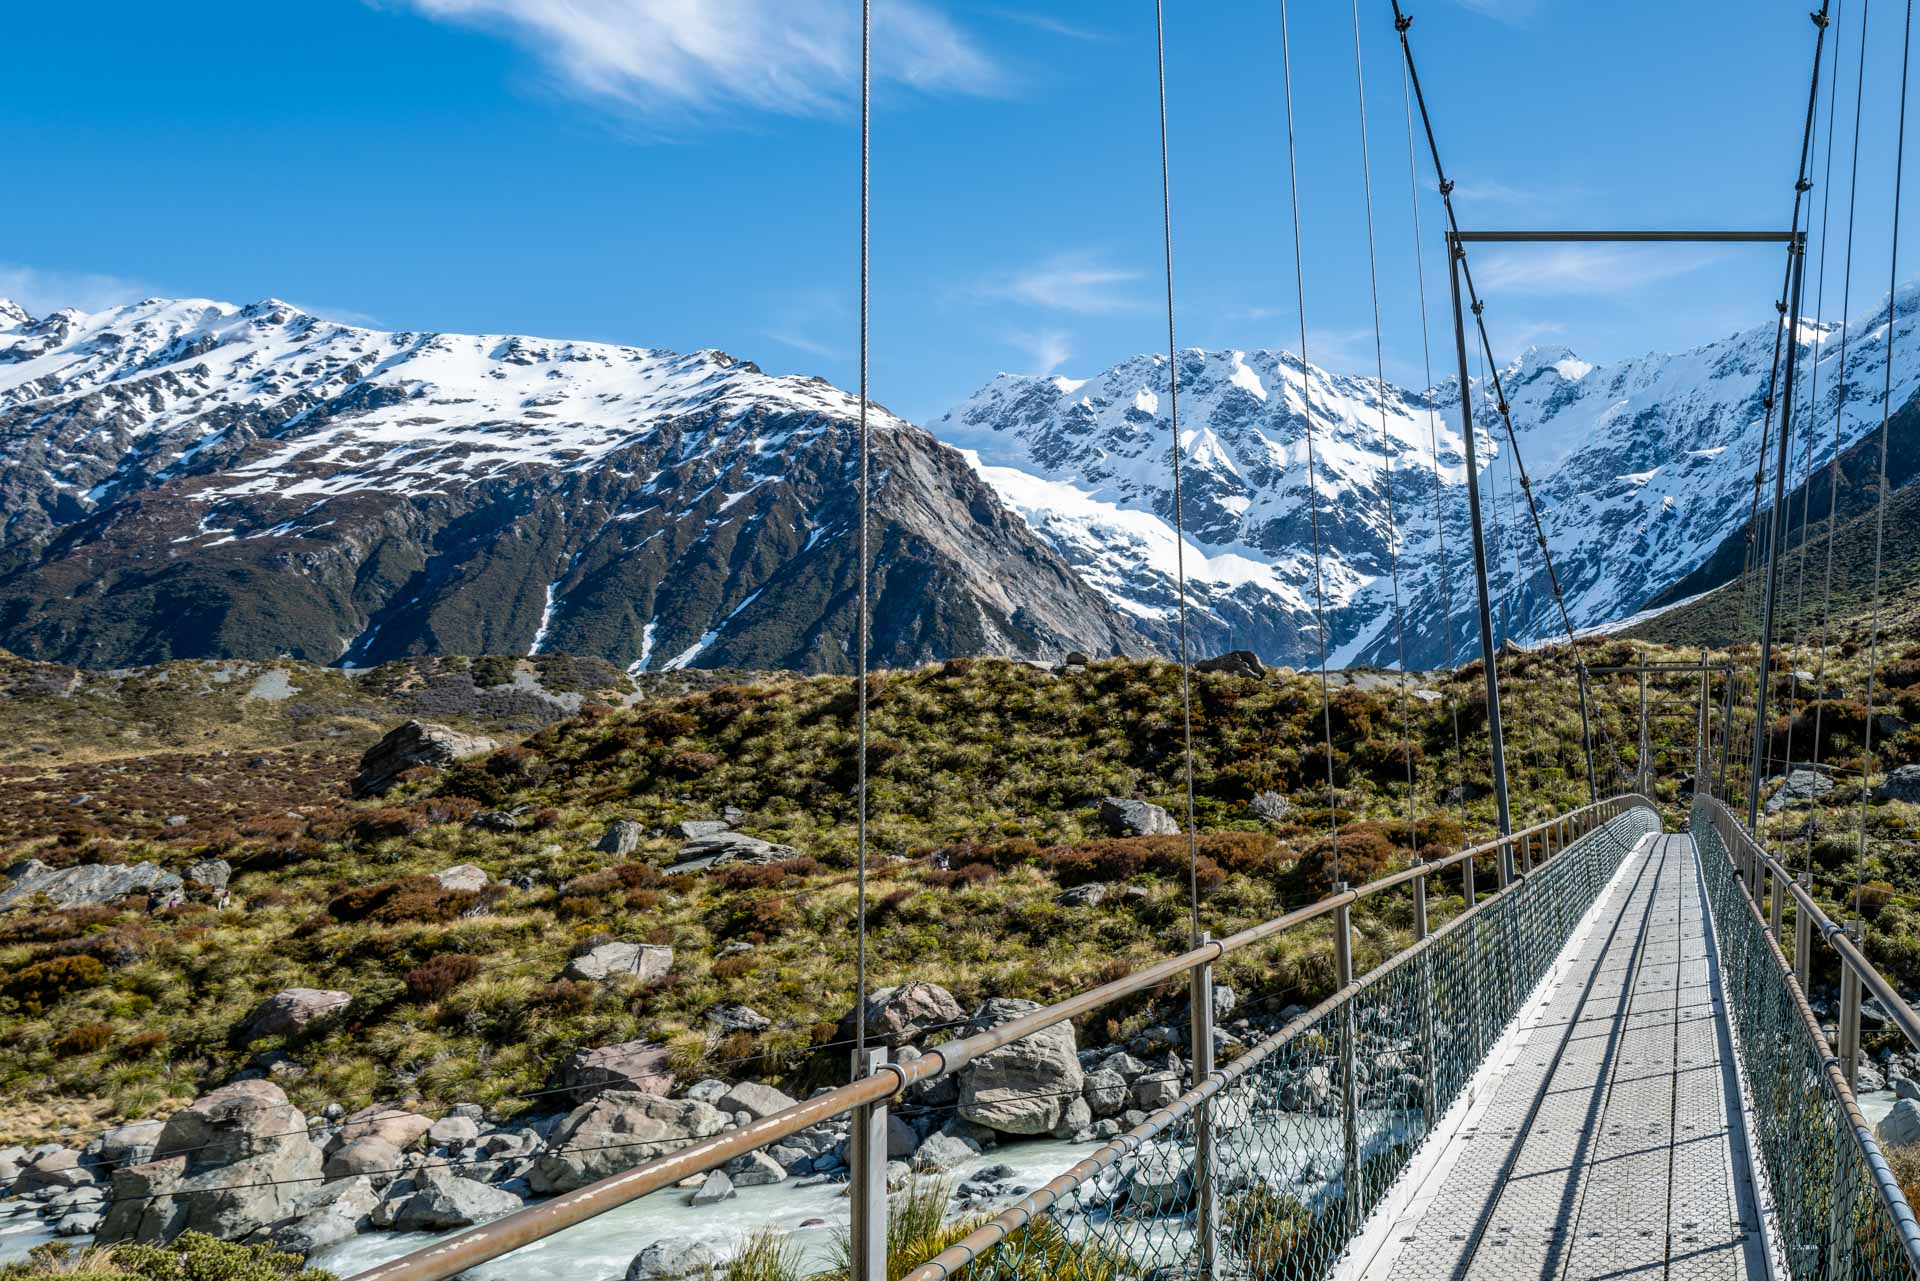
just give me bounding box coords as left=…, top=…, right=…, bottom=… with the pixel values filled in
left=1783, top=3, right=1845, bottom=801
left=1809, top=0, right=1874, bottom=870
left=1854, top=0, right=1912, bottom=913
left=1152, top=0, right=1202, bottom=943
left=853, top=0, right=872, bottom=1076
left=1401, top=49, right=1468, bottom=835
left=1349, top=0, right=1418, bottom=855
left=1278, top=0, right=1341, bottom=875
left=1390, top=3, right=1600, bottom=806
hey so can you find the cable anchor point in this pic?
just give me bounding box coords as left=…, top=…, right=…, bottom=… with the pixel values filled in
left=1396, top=13, right=1413, bottom=33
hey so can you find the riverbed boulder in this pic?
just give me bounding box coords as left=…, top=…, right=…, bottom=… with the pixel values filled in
left=551, top=1038, right=675, bottom=1104
left=718, top=1081, right=798, bottom=1120
left=1881, top=1099, right=1920, bottom=1148
left=391, top=1166, right=523, bottom=1231
left=97, top=1081, right=324, bottom=1245
left=94, top=1120, right=166, bottom=1172
left=836, top=980, right=966, bottom=1048
left=0, top=859, right=183, bottom=912
left=958, top=997, right=1085, bottom=1136
left=333, top=1105, right=434, bottom=1150
left=238, top=988, right=350, bottom=1042
left=266, top=1175, right=380, bottom=1253
left=629, top=1241, right=719, bottom=1281
left=1098, top=798, right=1178, bottom=837
left=1083, top=1068, right=1130, bottom=1117
left=564, top=942, right=673, bottom=984
left=323, top=1136, right=401, bottom=1181
left=352, top=721, right=499, bottom=797
left=531, top=1094, right=730, bottom=1194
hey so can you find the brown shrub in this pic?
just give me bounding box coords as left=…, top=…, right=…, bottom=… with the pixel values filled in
left=405, top=953, right=482, bottom=1001
left=711, top=954, right=757, bottom=980
left=924, top=863, right=997, bottom=891
left=664, top=750, right=722, bottom=778
left=352, top=806, right=428, bottom=843
left=536, top=980, right=595, bottom=1015
left=123, top=1029, right=168, bottom=1058
left=53, top=1022, right=113, bottom=1055
left=636, top=710, right=698, bottom=740
left=4, top=954, right=107, bottom=1012
left=0, top=905, right=118, bottom=945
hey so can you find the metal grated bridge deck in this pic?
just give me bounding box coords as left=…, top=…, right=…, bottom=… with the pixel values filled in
left=1353, top=833, right=1772, bottom=1280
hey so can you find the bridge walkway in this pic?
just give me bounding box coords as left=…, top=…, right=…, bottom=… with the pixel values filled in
left=1352, top=833, right=1771, bottom=1281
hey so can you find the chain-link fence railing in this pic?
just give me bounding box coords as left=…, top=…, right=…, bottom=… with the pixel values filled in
left=904, top=801, right=1661, bottom=1281
left=1694, top=796, right=1920, bottom=1280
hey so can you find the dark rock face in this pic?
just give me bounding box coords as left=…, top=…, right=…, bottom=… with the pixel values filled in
left=550, top=1038, right=675, bottom=1104
left=0, top=299, right=1155, bottom=673
left=352, top=720, right=499, bottom=797
left=0, top=859, right=183, bottom=911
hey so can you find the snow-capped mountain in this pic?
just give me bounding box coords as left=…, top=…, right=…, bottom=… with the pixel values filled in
left=0, top=298, right=1150, bottom=671
left=937, top=285, right=1920, bottom=669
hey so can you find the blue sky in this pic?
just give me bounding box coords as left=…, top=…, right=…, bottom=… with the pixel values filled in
left=2, top=1, right=1913, bottom=424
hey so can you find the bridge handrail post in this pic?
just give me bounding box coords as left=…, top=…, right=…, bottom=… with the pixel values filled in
left=849, top=1047, right=889, bottom=1281
left=1188, top=932, right=1217, bottom=1276
left=1795, top=872, right=1813, bottom=989
left=1414, top=868, right=1438, bottom=1133
left=1839, top=920, right=1864, bottom=1088
left=1334, top=882, right=1360, bottom=1233
left=1768, top=862, right=1785, bottom=937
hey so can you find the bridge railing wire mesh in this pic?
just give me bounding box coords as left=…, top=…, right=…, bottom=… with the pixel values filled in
left=1694, top=794, right=1920, bottom=1280
left=897, top=801, right=1661, bottom=1281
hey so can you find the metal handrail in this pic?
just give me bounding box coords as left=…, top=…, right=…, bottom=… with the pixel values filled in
left=1694, top=794, right=1920, bottom=1276
left=1697, top=794, right=1920, bottom=1052
left=347, top=793, right=1651, bottom=1281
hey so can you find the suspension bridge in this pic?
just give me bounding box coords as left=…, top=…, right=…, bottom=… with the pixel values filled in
left=316, top=0, right=1920, bottom=1278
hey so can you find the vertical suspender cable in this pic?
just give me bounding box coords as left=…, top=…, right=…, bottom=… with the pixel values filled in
left=1400, top=40, right=1468, bottom=832
left=1810, top=0, right=1873, bottom=869
left=1855, top=0, right=1912, bottom=912
left=1278, top=0, right=1341, bottom=876
left=1350, top=0, right=1418, bottom=855
left=1152, top=0, right=1203, bottom=944
left=853, top=0, right=872, bottom=1076
left=1747, top=3, right=1832, bottom=828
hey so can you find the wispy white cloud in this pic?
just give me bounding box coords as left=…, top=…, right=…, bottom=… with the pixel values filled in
left=285, top=299, right=384, bottom=327
left=387, top=0, right=1001, bottom=121
left=1454, top=0, right=1540, bottom=22
left=1473, top=246, right=1717, bottom=298
left=1005, top=328, right=1073, bottom=375
left=972, top=251, right=1146, bottom=315
left=764, top=330, right=843, bottom=360
left=986, top=8, right=1109, bottom=41
left=0, top=263, right=151, bottom=316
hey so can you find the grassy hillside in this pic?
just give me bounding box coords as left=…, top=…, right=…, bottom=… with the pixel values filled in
left=1, top=637, right=1916, bottom=1146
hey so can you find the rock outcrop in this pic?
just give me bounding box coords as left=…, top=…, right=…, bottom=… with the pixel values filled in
left=1097, top=798, right=1179, bottom=837
left=531, top=1094, right=729, bottom=1194
left=237, top=988, right=350, bottom=1042
left=957, top=998, right=1084, bottom=1136
left=0, top=859, right=183, bottom=911
left=352, top=721, right=500, bottom=797
left=550, top=1039, right=675, bottom=1104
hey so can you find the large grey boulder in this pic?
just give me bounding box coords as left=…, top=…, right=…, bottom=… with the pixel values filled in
left=718, top=1081, right=798, bottom=1120
left=1195, top=650, right=1264, bottom=678
left=629, top=1241, right=720, bottom=1281
left=1878, top=764, right=1920, bottom=804
left=668, top=831, right=797, bottom=873
left=531, top=1094, right=729, bottom=1194
left=836, top=980, right=966, bottom=1048
left=706, top=1004, right=771, bottom=1034
left=958, top=997, right=1084, bottom=1136
left=238, top=988, right=350, bottom=1042
left=17, top=1148, right=94, bottom=1192
left=323, top=1136, right=402, bottom=1181
left=267, top=1176, right=380, bottom=1253
left=391, top=1166, right=522, bottom=1231
left=564, top=943, right=673, bottom=984
left=912, top=1131, right=981, bottom=1173
left=431, top=864, right=489, bottom=892
left=689, top=1169, right=736, bottom=1205
left=96, top=1081, right=324, bottom=1245
left=551, top=1039, right=675, bottom=1104
left=723, top=1150, right=786, bottom=1187
left=598, top=820, right=646, bottom=857
left=0, top=859, right=184, bottom=912
left=672, top=820, right=731, bottom=840
left=1083, top=1069, right=1130, bottom=1117
left=1880, top=1098, right=1920, bottom=1148
left=333, top=1105, right=433, bottom=1150
left=1097, top=798, right=1179, bottom=837
left=1766, top=769, right=1834, bottom=813
left=95, top=1121, right=166, bottom=1172
left=184, top=859, right=233, bottom=895
left=352, top=721, right=499, bottom=797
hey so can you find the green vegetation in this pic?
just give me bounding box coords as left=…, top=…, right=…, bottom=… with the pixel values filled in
left=0, top=1233, right=334, bottom=1281
left=2, top=627, right=1917, bottom=1146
